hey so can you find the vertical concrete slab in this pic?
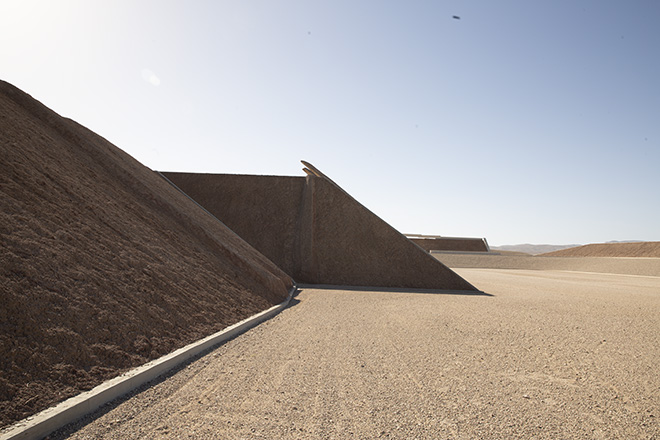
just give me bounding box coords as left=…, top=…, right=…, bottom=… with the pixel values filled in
left=159, top=173, right=306, bottom=278
left=162, top=166, right=477, bottom=291
left=300, top=174, right=476, bottom=290
left=409, top=237, right=490, bottom=252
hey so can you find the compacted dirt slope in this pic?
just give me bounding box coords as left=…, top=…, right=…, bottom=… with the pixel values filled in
left=541, top=241, right=660, bottom=258
left=0, top=80, right=293, bottom=428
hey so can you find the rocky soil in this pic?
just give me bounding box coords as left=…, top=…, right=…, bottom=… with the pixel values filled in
left=0, top=80, right=292, bottom=428
left=52, top=270, right=659, bottom=439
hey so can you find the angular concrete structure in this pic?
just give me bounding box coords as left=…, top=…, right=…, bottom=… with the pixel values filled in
left=162, top=164, right=477, bottom=291
left=407, top=235, right=490, bottom=253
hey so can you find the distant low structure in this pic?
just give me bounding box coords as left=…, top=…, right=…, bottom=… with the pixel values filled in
left=161, top=163, right=478, bottom=291
left=406, top=234, right=490, bottom=253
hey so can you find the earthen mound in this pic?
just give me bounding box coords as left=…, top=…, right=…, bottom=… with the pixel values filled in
left=541, top=241, right=660, bottom=258
left=0, top=80, right=292, bottom=428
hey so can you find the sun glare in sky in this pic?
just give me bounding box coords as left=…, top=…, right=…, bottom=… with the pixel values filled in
left=141, top=69, right=161, bottom=87
left=1, top=0, right=659, bottom=245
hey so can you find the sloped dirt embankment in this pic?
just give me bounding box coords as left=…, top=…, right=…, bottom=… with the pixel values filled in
left=0, top=80, right=293, bottom=428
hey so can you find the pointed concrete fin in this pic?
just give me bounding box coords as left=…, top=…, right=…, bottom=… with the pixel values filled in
left=300, top=160, right=325, bottom=178
left=300, top=160, right=350, bottom=197
left=300, top=160, right=342, bottom=188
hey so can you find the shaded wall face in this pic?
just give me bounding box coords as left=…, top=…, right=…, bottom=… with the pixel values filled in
left=163, top=172, right=477, bottom=291
left=410, top=238, right=489, bottom=253
left=303, top=177, right=476, bottom=290
left=162, top=173, right=306, bottom=277
left=299, top=175, right=408, bottom=284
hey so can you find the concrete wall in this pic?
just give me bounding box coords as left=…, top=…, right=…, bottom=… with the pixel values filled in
left=410, top=237, right=489, bottom=253
left=159, top=173, right=305, bottom=278
left=163, top=171, right=477, bottom=291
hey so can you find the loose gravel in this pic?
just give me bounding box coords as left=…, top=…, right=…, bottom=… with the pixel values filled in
left=52, top=269, right=660, bottom=439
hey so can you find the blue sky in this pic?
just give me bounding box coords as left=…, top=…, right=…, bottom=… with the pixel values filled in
left=2, top=1, right=659, bottom=246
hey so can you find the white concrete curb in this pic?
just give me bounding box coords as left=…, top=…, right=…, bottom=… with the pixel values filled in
left=0, top=286, right=297, bottom=440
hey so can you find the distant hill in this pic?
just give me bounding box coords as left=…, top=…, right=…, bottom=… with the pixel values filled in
left=541, top=242, right=660, bottom=258
left=491, top=243, right=581, bottom=255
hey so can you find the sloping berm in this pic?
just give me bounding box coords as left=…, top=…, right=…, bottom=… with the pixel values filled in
left=162, top=163, right=477, bottom=291
left=540, top=241, right=660, bottom=258
left=0, top=80, right=293, bottom=428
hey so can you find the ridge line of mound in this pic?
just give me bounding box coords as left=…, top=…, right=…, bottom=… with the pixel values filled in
left=540, top=241, right=660, bottom=258
left=1, top=80, right=292, bottom=428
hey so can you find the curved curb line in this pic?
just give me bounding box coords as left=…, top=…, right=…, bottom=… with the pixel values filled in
left=0, top=286, right=296, bottom=440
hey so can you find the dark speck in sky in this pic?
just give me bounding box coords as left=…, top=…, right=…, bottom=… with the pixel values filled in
left=453, top=15, right=461, bottom=20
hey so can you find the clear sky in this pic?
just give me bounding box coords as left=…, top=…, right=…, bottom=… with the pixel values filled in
left=2, top=1, right=659, bottom=246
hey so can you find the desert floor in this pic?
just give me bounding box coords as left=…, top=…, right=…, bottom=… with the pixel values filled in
left=433, top=253, right=660, bottom=277
left=51, top=267, right=660, bottom=439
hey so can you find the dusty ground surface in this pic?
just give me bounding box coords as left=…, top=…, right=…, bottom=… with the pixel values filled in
left=434, top=253, right=660, bottom=277
left=52, top=269, right=660, bottom=439
left=0, top=80, right=291, bottom=428
left=542, top=241, right=660, bottom=258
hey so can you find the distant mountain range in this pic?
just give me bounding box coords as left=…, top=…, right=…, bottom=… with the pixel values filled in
left=492, top=241, right=644, bottom=255
left=491, top=244, right=581, bottom=255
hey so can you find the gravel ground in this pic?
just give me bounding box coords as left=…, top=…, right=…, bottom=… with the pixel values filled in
left=53, top=269, right=660, bottom=439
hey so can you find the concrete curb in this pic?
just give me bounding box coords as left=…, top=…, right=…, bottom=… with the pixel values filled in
left=0, top=285, right=297, bottom=440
